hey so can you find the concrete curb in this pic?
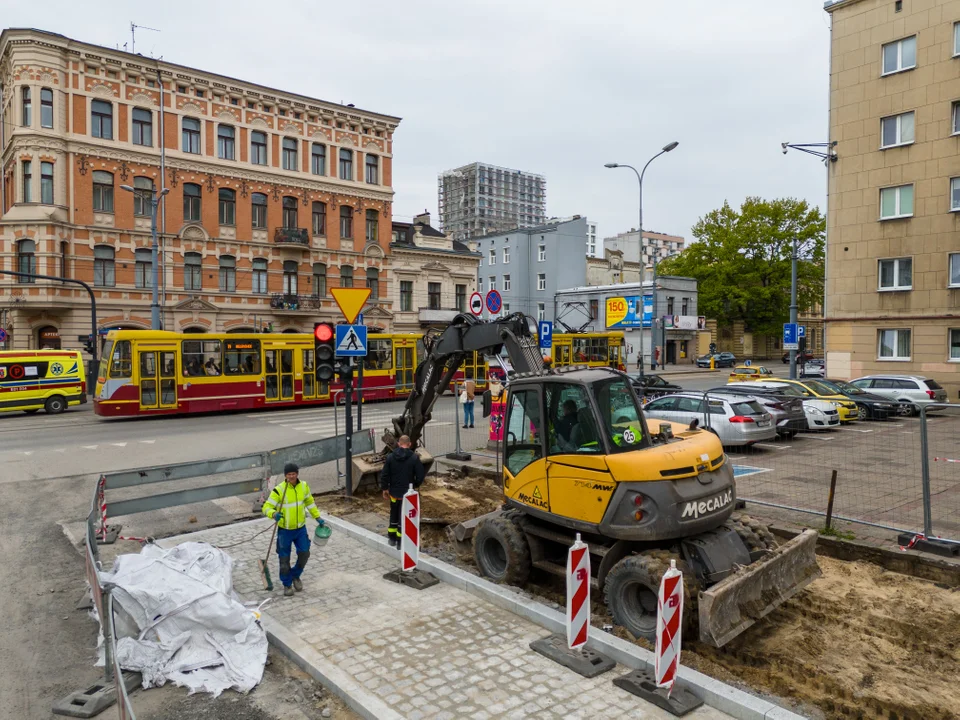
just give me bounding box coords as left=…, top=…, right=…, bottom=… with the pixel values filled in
left=322, top=513, right=807, bottom=720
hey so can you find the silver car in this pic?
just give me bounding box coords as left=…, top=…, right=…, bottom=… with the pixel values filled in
left=849, top=375, right=948, bottom=415
left=643, top=392, right=777, bottom=447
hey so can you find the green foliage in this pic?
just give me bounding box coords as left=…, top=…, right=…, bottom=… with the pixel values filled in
left=819, top=525, right=856, bottom=541
left=658, top=197, right=825, bottom=337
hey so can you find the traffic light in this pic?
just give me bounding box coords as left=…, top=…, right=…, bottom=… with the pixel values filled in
left=83, top=334, right=97, bottom=356
left=314, top=322, right=336, bottom=382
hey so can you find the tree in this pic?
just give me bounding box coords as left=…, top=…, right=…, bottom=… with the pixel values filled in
left=657, top=197, right=824, bottom=337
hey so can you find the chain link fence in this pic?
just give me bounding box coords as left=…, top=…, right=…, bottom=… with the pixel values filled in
left=922, top=404, right=960, bottom=543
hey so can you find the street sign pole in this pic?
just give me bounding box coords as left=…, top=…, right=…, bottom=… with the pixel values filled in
left=344, top=359, right=354, bottom=498
left=790, top=236, right=798, bottom=380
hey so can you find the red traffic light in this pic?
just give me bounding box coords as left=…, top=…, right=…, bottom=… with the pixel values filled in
left=314, top=323, right=334, bottom=343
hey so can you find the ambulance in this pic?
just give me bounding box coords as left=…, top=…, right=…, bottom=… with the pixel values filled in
left=0, top=350, right=87, bottom=414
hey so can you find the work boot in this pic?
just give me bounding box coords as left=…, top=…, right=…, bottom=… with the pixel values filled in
left=293, top=578, right=303, bottom=592
left=283, top=585, right=295, bottom=597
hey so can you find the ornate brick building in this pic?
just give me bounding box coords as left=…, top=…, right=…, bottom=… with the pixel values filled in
left=0, top=28, right=400, bottom=354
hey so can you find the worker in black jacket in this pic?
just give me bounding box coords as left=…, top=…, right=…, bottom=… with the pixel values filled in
left=380, top=435, right=426, bottom=548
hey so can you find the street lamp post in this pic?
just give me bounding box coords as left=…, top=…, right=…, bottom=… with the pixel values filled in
left=605, top=141, right=678, bottom=378
left=121, top=184, right=169, bottom=330
left=652, top=251, right=684, bottom=370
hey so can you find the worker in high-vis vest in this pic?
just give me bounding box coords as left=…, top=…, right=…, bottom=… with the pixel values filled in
left=262, top=463, right=322, bottom=597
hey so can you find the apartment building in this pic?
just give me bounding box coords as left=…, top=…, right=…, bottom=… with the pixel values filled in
left=602, top=229, right=685, bottom=267
left=0, top=28, right=400, bottom=353
left=586, top=221, right=599, bottom=257
left=437, top=162, right=546, bottom=241
left=824, top=0, right=960, bottom=396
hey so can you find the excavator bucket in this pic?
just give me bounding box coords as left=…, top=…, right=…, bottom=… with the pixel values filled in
left=697, top=529, right=821, bottom=647
left=351, top=450, right=434, bottom=493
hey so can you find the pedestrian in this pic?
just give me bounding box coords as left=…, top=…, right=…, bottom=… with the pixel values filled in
left=380, top=435, right=425, bottom=548
left=262, top=463, right=322, bottom=597
left=460, top=379, right=476, bottom=428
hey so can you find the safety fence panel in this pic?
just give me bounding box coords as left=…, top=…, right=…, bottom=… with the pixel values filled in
left=923, top=404, right=960, bottom=542
left=107, top=593, right=137, bottom=720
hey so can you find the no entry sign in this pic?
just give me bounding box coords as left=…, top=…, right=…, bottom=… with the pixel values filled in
left=469, top=292, right=484, bottom=316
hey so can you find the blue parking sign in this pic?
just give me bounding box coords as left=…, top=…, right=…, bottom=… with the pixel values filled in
left=783, top=322, right=799, bottom=350
left=538, top=321, right=553, bottom=350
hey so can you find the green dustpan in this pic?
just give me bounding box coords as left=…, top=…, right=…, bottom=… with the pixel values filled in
left=314, top=521, right=332, bottom=547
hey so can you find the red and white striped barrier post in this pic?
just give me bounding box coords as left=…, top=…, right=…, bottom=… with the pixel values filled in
left=566, top=533, right=590, bottom=650
left=655, top=559, right=684, bottom=695
left=400, top=484, right=420, bottom=572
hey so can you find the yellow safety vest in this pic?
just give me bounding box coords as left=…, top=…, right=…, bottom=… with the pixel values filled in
left=262, top=480, right=320, bottom=530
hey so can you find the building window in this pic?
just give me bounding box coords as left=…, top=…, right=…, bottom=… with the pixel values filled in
left=312, top=202, right=326, bottom=236
left=589, top=299, right=599, bottom=319
left=252, top=193, right=267, bottom=229
left=950, top=178, right=960, bottom=212
left=400, top=281, right=413, bottom=311
left=21, top=87, right=31, bottom=127
left=880, top=184, right=913, bottom=219
left=504, top=303, right=510, bottom=313
left=365, top=209, right=378, bottom=244
left=882, top=36, right=916, bottom=75
left=217, top=125, right=235, bottom=160
left=950, top=329, right=960, bottom=361
left=365, top=153, right=378, bottom=184
left=313, top=263, right=326, bottom=297
left=537, top=273, right=546, bottom=291
left=184, top=252, right=202, bottom=290
left=91, top=100, right=113, bottom=139
left=219, top=256, right=236, bottom=292
left=133, top=177, right=153, bottom=217
left=94, top=246, right=115, bottom=287
left=182, top=117, right=201, bottom=153
left=489, top=276, right=496, bottom=292
left=878, top=328, right=911, bottom=360
left=950, top=253, right=960, bottom=287
left=251, top=131, right=267, bottom=165
left=427, top=282, right=441, bottom=309
left=92, top=171, right=114, bottom=212
left=339, top=148, right=353, bottom=180
left=955, top=22, right=960, bottom=57
left=132, top=108, right=152, bottom=146
left=880, top=111, right=914, bottom=148
left=455, top=284, right=466, bottom=312
left=537, top=303, right=545, bottom=321
left=682, top=297, right=689, bottom=315
left=252, top=258, right=268, bottom=294
left=219, top=188, right=236, bottom=225
left=478, top=277, right=483, bottom=293
left=135, top=248, right=153, bottom=289
left=504, top=246, right=511, bottom=263
left=40, top=88, right=53, bottom=129
left=282, top=196, right=298, bottom=228
left=282, top=137, right=298, bottom=170
left=667, top=296, right=675, bottom=315
left=339, top=265, right=353, bottom=288
left=17, top=240, right=36, bottom=281
left=340, top=205, right=353, bottom=239
left=60, top=241, right=69, bottom=279
left=21, top=160, right=32, bottom=202
left=183, top=183, right=202, bottom=221
left=282, top=260, right=298, bottom=295
left=311, top=143, right=326, bottom=175
left=489, top=248, right=496, bottom=265
left=503, top=274, right=511, bottom=291
left=538, top=244, right=546, bottom=262
left=40, top=162, right=54, bottom=204
left=366, top=267, right=379, bottom=299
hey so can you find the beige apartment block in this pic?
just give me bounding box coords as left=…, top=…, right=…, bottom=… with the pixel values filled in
left=825, top=0, right=960, bottom=399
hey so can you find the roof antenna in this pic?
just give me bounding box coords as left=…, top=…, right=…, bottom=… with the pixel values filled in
left=130, top=22, right=160, bottom=55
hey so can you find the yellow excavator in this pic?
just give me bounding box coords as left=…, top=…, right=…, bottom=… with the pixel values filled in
left=353, top=313, right=820, bottom=646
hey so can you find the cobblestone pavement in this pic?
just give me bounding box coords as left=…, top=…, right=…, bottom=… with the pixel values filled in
left=158, top=519, right=732, bottom=720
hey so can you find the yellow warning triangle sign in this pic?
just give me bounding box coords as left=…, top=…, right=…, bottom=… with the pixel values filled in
left=330, top=288, right=371, bottom=324
left=533, top=486, right=542, bottom=500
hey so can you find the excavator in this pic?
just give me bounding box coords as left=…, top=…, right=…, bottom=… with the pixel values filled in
left=352, top=313, right=821, bottom=647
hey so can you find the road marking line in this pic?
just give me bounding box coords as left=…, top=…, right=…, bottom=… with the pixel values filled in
left=82, top=445, right=98, bottom=450
left=753, top=443, right=791, bottom=451
left=850, top=429, right=874, bottom=433
left=139, top=439, right=156, bottom=444
left=111, top=442, right=127, bottom=447
left=802, top=434, right=836, bottom=441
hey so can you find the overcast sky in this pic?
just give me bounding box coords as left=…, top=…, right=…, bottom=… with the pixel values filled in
left=6, top=0, right=832, bottom=241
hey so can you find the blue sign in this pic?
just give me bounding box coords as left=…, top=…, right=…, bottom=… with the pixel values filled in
left=798, top=325, right=806, bottom=338
left=605, top=294, right=653, bottom=329
left=538, top=321, right=553, bottom=350
left=335, top=324, right=368, bottom=357
left=485, top=290, right=502, bottom=314
left=357, top=313, right=364, bottom=326
left=0, top=328, right=6, bottom=343
left=783, top=322, right=799, bottom=349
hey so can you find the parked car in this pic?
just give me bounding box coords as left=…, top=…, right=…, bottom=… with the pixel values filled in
left=849, top=375, right=948, bottom=416
left=631, top=374, right=683, bottom=401
left=801, top=398, right=841, bottom=429
left=801, top=359, right=825, bottom=378
left=642, top=392, right=776, bottom=446
left=728, top=365, right=775, bottom=382
left=696, top=352, right=737, bottom=368
left=754, top=378, right=860, bottom=423
left=712, top=382, right=807, bottom=437
left=782, top=351, right=815, bottom=364
left=817, top=378, right=899, bottom=420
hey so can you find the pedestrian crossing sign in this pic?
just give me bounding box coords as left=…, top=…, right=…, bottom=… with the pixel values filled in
left=335, top=324, right=368, bottom=357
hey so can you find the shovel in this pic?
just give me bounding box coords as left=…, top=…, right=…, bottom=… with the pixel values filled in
left=258, top=520, right=279, bottom=591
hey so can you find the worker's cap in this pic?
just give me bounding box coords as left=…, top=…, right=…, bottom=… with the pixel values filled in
left=283, top=463, right=299, bottom=475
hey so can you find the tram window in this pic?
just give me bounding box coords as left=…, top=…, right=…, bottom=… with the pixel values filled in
left=110, top=340, right=132, bottom=378
left=223, top=340, right=261, bottom=375
left=572, top=337, right=588, bottom=363
left=182, top=340, right=222, bottom=377
left=363, top=338, right=393, bottom=371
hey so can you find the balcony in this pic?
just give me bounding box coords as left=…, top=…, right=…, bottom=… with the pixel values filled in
left=270, top=293, right=322, bottom=313
left=274, top=227, right=310, bottom=247
left=418, top=307, right=460, bottom=325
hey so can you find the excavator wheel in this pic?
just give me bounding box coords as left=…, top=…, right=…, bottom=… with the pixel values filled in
left=473, top=516, right=531, bottom=587
left=604, top=550, right=696, bottom=643
left=727, top=513, right=777, bottom=553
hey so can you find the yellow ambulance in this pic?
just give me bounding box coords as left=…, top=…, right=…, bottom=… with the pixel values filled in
left=0, top=349, right=87, bottom=414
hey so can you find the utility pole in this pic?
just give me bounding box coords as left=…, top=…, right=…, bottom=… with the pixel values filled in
left=121, top=184, right=168, bottom=329
left=789, top=236, right=799, bottom=380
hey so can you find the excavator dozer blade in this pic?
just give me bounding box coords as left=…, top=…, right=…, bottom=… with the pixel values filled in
left=351, top=450, right=434, bottom=493
left=698, top=529, right=821, bottom=647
